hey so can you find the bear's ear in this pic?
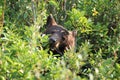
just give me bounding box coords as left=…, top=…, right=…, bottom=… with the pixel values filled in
left=46, top=14, right=57, bottom=28
left=72, top=30, right=77, bottom=37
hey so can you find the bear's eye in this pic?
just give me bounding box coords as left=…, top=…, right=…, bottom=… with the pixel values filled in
left=62, top=31, right=68, bottom=35
left=62, top=36, right=65, bottom=41
left=51, top=31, right=55, bottom=34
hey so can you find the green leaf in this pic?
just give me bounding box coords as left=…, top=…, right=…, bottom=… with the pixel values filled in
left=5, top=56, right=13, bottom=64
left=49, top=0, right=58, bottom=8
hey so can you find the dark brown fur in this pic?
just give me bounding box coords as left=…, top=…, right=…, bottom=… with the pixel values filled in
left=44, top=14, right=77, bottom=55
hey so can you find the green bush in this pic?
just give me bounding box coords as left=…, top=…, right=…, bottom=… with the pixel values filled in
left=0, top=0, right=120, bottom=80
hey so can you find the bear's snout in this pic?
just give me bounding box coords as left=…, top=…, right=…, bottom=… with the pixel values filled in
left=49, top=33, right=62, bottom=43
left=49, top=37, right=57, bottom=43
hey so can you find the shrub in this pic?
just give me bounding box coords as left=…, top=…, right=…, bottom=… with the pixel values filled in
left=0, top=0, right=120, bottom=80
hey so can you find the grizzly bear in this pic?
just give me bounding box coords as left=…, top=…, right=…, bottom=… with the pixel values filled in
left=43, top=14, right=77, bottom=55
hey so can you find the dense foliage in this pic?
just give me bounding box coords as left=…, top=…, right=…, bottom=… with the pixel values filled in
left=0, top=0, right=120, bottom=80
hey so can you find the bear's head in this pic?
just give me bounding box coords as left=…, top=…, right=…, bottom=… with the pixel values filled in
left=44, top=14, right=77, bottom=55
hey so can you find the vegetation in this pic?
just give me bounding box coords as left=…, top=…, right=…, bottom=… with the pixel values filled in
left=0, top=0, right=120, bottom=80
